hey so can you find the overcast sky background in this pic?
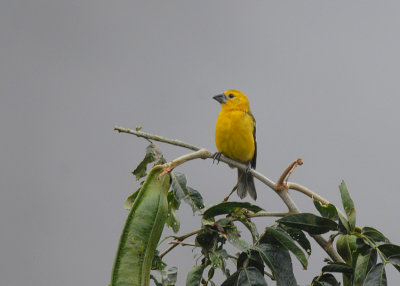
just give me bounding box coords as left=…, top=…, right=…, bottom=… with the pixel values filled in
left=1, top=1, right=400, bottom=285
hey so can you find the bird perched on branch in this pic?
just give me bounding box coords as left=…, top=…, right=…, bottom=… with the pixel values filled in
left=213, top=89, right=257, bottom=200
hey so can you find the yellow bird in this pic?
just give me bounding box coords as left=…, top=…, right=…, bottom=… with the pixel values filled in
left=213, top=89, right=257, bottom=200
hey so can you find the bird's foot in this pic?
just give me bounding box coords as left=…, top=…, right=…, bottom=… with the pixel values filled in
left=212, top=152, right=222, bottom=164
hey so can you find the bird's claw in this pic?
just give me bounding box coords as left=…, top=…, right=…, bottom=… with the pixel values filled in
left=213, top=152, right=222, bottom=164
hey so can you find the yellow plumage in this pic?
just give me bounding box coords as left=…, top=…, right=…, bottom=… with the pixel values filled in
left=213, top=89, right=257, bottom=200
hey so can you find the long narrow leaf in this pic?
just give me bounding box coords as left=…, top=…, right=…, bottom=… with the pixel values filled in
left=339, top=181, right=356, bottom=231
left=277, top=213, right=338, bottom=235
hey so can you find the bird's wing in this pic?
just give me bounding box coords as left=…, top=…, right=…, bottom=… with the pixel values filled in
left=250, top=112, right=257, bottom=169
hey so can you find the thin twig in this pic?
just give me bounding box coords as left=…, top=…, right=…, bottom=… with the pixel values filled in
left=114, top=126, right=201, bottom=151
left=160, top=229, right=201, bottom=259
left=168, top=241, right=197, bottom=247
left=223, top=185, right=238, bottom=202
left=276, top=158, right=303, bottom=191
left=287, top=182, right=330, bottom=205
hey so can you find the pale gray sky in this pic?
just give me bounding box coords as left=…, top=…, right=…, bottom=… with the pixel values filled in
left=1, top=1, right=400, bottom=285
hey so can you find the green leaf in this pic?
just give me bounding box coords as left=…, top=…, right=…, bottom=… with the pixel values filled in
left=236, top=214, right=259, bottom=243
left=123, top=188, right=141, bottom=210
left=237, top=250, right=265, bottom=275
left=261, top=227, right=308, bottom=269
left=277, top=213, right=338, bottom=235
left=237, top=267, right=268, bottom=286
left=278, top=225, right=312, bottom=255
left=364, top=263, right=387, bottom=286
left=221, top=271, right=240, bottom=286
left=111, top=166, right=170, bottom=286
left=387, top=255, right=400, bottom=272
left=203, top=202, right=264, bottom=220
left=195, top=228, right=218, bottom=252
left=165, top=191, right=181, bottom=233
left=313, top=200, right=338, bottom=220
left=132, top=143, right=165, bottom=180
left=209, top=249, right=229, bottom=270
left=186, top=186, right=205, bottom=212
left=337, top=210, right=350, bottom=234
left=362, top=227, right=390, bottom=245
left=166, top=206, right=180, bottom=233
left=322, top=262, right=353, bottom=274
left=353, top=248, right=376, bottom=286
left=186, top=264, right=206, bottom=286
left=254, top=243, right=297, bottom=285
left=151, top=250, right=167, bottom=271
left=339, top=180, right=356, bottom=231
left=171, top=172, right=204, bottom=214
left=226, top=226, right=251, bottom=251
left=378, top=243, right=400, bottom=259
left=168, top=190, right=181, bottom=210
left=312, top=273, right=340, bottom=286
left=336, top=234, right=358, bottom=265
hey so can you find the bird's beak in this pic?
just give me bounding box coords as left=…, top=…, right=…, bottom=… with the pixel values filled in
left=213, top=94, right=226, bottom=104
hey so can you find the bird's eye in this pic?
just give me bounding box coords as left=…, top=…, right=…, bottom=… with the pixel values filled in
left=228, top=94, right=234, bottom=98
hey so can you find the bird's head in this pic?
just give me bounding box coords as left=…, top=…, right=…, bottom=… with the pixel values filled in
left=213, top=89, right=250, bottom=111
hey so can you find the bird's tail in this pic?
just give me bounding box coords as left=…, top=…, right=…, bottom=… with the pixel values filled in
left=237, top=169, right=257, bottom=200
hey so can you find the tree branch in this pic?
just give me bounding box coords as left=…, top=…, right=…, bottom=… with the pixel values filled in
left=114, top=126, right=201, bottom=151
left=115, top=125, right=344, bottom=263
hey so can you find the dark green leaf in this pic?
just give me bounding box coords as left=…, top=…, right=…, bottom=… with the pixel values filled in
left=237, top=250, right=265, bottom=275
left=186, top=186, right=205, bottom=212
left=254, top=244, right=297, bottom=286
left=132, top=143, right=165, bottom=180
left=364, top=263, right=387, bottom=286
left=123, top=188, right=140, bottom=210
left=236, top=215, right=259, bottom=243
left=322, top=262, right=353, bottom=274
left=208, top=266, right=215, bottom=280
left=261, top=227, right=307, bottom=269
left=313, top=200, right=338, bottom=220
left=277, top=213, right=338, bottom=235
left=195, top=228, right=218, bottom=252
left=166, top=206, right=180, bottom=233
left=186, top=264, right=206, bottom=286
left=221, top=271, right=239, bottom=286
left=362, top=227, right=390, bottom=245
left=312, top=273, right=340, bottom=286
left=387, top=255, right=400, bottom=272
left=278, top=225, right=312, bottom=255
left=168, top=190, right=181, bottom=210
left=203, top=202, right=264, bottom=220
left=339, top=180, right=356, bottom=231
left=378, top=244, right=400, bottom=259
left=337, top=210, right=350, bottom=234
left=237, top=266, right=268, bottom=286
left=353, top=248, right=375, bottom=286
left=166, top=191, right=181, bottom=233
left=171, top=172, right=204, bottom=214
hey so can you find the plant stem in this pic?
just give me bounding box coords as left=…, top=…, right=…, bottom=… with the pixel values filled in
left=159, top=229, right=201, bottom=259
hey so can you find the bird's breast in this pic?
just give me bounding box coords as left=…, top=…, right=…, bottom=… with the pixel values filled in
left=215, top=110, right=255, bottom=163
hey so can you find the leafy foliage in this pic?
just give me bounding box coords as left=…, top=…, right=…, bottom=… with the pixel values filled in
left=112, top=144, right=400, bottom=286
